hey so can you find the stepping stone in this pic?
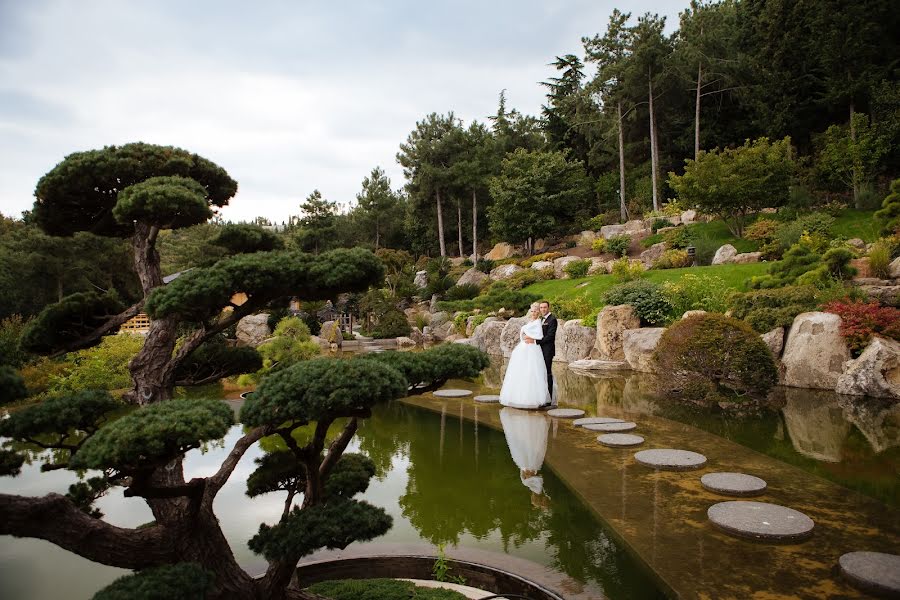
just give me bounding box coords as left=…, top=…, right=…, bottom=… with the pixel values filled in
left=634, top=449, right=707, bottom=471
left=598, top=433, right=644, bottom=448
left=433, top=389, right=472, bottom=398
left=583, top=421, right=637, bottom=432
left=707, top=501, right=814, bottom=543
left=838, top=551, right=900, bottom=598
left=573, top=417, right=625, bottom=427
left=474, top=394, right=501, bottom=403
left=546, top=408, right=585, bottom=419
left=701, top=472, right=767, bottom=497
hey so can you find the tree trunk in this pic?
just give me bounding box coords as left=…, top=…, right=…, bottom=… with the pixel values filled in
left=850, top=102, right=860, bottom=208
left=457, top=202, right=464, bottom=258
left=695, top=61, right=702, bottom=161
left=435, top=189, right=446, bottom=257
left=375, top=216, right=380, bottom=250
left=472, top=189, right=478, bottom=263
left=648, top=68, right=660, bottom=212
left=617, top=101, right=627, bottom=222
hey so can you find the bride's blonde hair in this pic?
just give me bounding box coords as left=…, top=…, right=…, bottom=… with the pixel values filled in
left=529, top=302, right=541, bottom=319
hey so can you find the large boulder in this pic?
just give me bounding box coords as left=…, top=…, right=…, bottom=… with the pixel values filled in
left=681, top=209, right=697, bottom=224
left=732, top=252, right=762, bottom=264
left=397, top=336, right=416, bottom=348
left=432, top=321, right=456, bottom=340
left=782, top=312, right=850, bottom=390
left=639, top=242, right=667, bottom=268
left=761, top=327, right=785, bottom=359
left=553, top=256, right=581, bottom=278
left=588, top=257, right=609, bottom=275
left=890, top=256, right=900, bottom=279
left=414, top=270, right=428, bottom=289
left=847, top=238, right=867, bottom=252
left=500, top=317, right=529, bottom=357
left=780, top=388, right=849, bottom=462
left=599, top=223, right=627, bottom=239
left=236, top=314, right=271, bottom=347
left=318, top=320, right=343, bottom=349
left=530, top=260, right=554, bottom=271
left=456, top=267, right=490, bottom=288
left=712, top=244, right=737, bottom=265
left=577, top=230, right=598, bottom=248
left=623, top=219, right=646, bottom=233
left=554, top=320, right=596, bottom=363
left=859, top=284, right=900, bottom=307
left=472, top=318, right=506, bottom=355
left=622, top=327, right=666, bottom=373
left=430, top=311, right=450, bottom=328
left=485, top=242, right=520, bottom=261
left=489, top=264, right=524, bottom=281
left=836, top=337, right=900, bottom=400
left=594, top=304, right=640, bottom=361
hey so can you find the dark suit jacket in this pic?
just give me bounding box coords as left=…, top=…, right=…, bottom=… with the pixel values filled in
left=536, top=313, right=557, bottom=363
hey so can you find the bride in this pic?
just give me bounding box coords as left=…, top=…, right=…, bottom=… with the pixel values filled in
left=499, top=304, right=551, bottom=409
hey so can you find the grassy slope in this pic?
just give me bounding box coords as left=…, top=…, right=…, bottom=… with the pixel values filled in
left=829, top=209, right=879, bottom=242
left=640, top=219, right=760, bottom=253
left=524, top=262, right=771, bottom=308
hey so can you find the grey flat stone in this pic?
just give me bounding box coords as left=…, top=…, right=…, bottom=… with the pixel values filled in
left=569, top=359, right=629, bottom=371
left=701, top=472, right=767, bottom=497
left=474, top=394, right=501, bottom=403
left=584, top=421, right=637, bottom=432
left=546, top=408, right=586, bottom=418
left=433, top=389, right=472, bottom=398
left=573, top=417, right=625, bottom=427
left=838, top=551, right=900, bottom=597
left=707, top=501, right=814, bottom=543
left=598, top=433, right=645, bottom=448
left=634, top=449, right=707, bottom=471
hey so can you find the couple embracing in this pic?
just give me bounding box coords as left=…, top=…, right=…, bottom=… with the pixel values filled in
left=499, top=300, right=558, bottom=410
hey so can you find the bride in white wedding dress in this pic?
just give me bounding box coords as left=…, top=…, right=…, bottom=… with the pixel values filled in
left=499, top=305, right=551, bottom=409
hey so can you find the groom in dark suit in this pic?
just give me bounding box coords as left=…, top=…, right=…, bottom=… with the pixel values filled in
left=536, top=300, right=557, bottom=405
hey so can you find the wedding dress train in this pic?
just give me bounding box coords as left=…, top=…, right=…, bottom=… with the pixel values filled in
left=499, top=319, right=551, bottom=409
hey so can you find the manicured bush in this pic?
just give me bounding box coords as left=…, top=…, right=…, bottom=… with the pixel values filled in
left=610, top=257, right=644, bottom=282
left=606, top=234, right=631, bottom=257
left=503, top=267, right=553, bottom=290
left=651, top=218, right=673, bottom=233
left=475, top=258, right=495, bottom=273
left=585, top=214, right=606, bottom=230
left=371, top=309, right=411, bottom=339
left=744, top=218, right=781, bottom=259
left=563, top=259, right=590, bottom=279
left=750, top=244, right=822, bottom=289
left=554, top=295, right=594, bottom=321
left=662, top=226, right=693, bottom=249
left=437, top=282, right=539, bottom=315
left=308, top=578, right=467, bottom=600
left=444, top=283, right=480, bottom=301
left=875, top=178, right=900, bottom=235
left=591, top=237, right=607, bottom=253
left=653, top=249, right=691, bottom=270
left=602, top=280, right=673, bottom=325
left=258, top=317, right=320, bottom=371
left=823, top=299, right=900, bottom=355
left=729, top=286, right=821, bottom=332
left=0, top=315, right=32, bottom=368
left=93, top=563, right=215, bottom=600
left=48, top=333, right=145, bottom=393
left=654, top=313, right=778, bottom=403
left=868, top=241, right=892, bottom=279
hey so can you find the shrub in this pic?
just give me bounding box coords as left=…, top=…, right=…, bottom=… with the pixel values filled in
left=662, top=226, right=693, bottom=249
left=868, top=241, right=892, bottom=279
left=554, top=296, right=594, bottom=321
left=823, top=299, right=900, bottom=355
left=603, top=280, right=673, bottom=325
left=610, top=257, right=644, bottom=282
left=729, top=285, right=821, bottom=332
left=563, top=259, right=590, bottom=279
left=308, top=578, right=467, bottom=600
left=438, top=282, right=538, bottom=315
left=653, top=249, right=691, bottom=270
left=654, top=313, right=778, bottom=402
left=651, top=218, right=673, bottom=233
left=475, top=258, right=495, bottom=273
left=266, top=307, right=292, bottom=332
left=565, top=240, right=577, bottom=249
left=444, top=283, right=480, bottom=301
left=662, top=274, right=731, bottom=318
left=520, top=252, right=564, bottom=267
left=585, top=215, right=606, bottom=230
left=775, top=211, right=835, bottom=255
left=48, top=334, right=145, bottom=394
left=606, top=235, right=631, bottom=257
left=503, top=267, right=553, bottom=290
left=371, top=309, right=411, bottom=339
left=461, top=258, right=473, bottom=267
left=591, top=237, right=607, bottom=253
left=0, top=315, right=32, bottom=368
left=744, top=218, right=781, bottom=259
left=257, top=318, right=320, bottom=372
left=875, top=178, right=900, bottom=235
left=749, top=244, right=822, bottom=289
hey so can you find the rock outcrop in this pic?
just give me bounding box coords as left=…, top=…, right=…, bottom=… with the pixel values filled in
left=489, top=264, right=524, bottom=281
left=639, top=242, right=668, bottom=268
left=732, top=252, right=762, bottom=264
left=471, top=318, right=506, bottom=355
left=414, top=270, right=428, bottom=288
left=761, top=327, right=785, bottom=359
left=577, top=230, right=598, bottom=248
left=836, top=337, right=900, bottom=400
left=485, top=243, right=520, bottom=260
left=594, top=304, right=640, bottom=361
left=318, top=320, right=343, bottom=349
left=456, top=268, right=490, bottom=288
left=712, top=244, right=737, bottom=265
left=588, top=257, right=609, bottom=275
left=781, top=312, right=850, bottom=390
left=530, top=261, right=554, bottom=271
left=236, top=314, right=271, bottom=347
left=622, top=327, right=665, bottom=373
left=554, top=319, right=596, bottom=363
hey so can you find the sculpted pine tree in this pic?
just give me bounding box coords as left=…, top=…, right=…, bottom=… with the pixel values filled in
left=1, top=142, right=492, bottom=599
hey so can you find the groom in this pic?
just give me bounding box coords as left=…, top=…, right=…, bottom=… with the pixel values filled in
left=525, top=300, right=557, bottom=407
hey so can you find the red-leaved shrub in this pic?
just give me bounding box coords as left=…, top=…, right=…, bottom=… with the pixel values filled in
left=823, top=300, right=900, bottom=355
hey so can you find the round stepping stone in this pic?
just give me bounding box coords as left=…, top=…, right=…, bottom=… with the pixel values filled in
left=634, top=449, right=707, bottom=471
left=598, top=433, right=644, bottom=448
left=546, top=408, right=585, bottom=419
left=573, top=417, right=625, bottom=427
left=701, top=472, right=767, bottom=497
left=838, top=551, right=900, bottom=598
left=474, top=394, right=501, bottom=403
left=584, top=421, right=637, bottom=433
left=433, top=389, right=472, bottom=398
left=707, top=501, right=814, bottom=543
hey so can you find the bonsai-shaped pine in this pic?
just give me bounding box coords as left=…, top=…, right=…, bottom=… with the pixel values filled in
left=0, top=343, right=490, bottom=599
left=21, top=143, right=383, bottom=403
left=875, top=178, right=900, bottom=236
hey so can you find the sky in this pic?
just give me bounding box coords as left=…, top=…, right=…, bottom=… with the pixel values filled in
left=0, top=0, right=685, bottom=224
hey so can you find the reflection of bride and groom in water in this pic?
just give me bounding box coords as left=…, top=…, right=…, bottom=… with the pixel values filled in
left=500, top=407, right=551, bottom=510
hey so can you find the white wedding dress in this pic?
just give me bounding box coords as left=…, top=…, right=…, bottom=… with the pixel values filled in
left=499, top=319, right=551, bottom=409
left=500, top=407, right=550, bottom=496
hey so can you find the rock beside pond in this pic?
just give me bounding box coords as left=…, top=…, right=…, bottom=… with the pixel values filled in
left=782, top=312, right=849, bottom=390
left=622, top=327, right=665, bottom=373
left=761, top=327, right=785, bottom=359
left=318, top=320, right=342, bottom=348
left=500, top=317, right=529, bottom=357
left=472, top=318, right=505, bottom=355
left=594, top=304, right=640, bottom=361
left=554, top=320, right=596, bottom=363
left=236, top=313, right=271, bottom=347
left=836, top=336, right=900, bottom=400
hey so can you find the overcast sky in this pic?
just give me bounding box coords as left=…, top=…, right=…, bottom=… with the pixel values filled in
left=0, top=0, right=684, bottom=224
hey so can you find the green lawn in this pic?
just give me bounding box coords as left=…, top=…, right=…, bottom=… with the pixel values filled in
left=829, top=209, right=879, bottom=242
left=524, top=262, right=771, bottom=308
left=641, top=219, right=760, bottom=254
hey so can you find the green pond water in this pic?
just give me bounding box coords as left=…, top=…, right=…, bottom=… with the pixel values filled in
left=1, top=360, right=897, bottom=599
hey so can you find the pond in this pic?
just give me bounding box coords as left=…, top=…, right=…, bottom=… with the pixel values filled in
left=1, top=358, right=897, bottom=599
